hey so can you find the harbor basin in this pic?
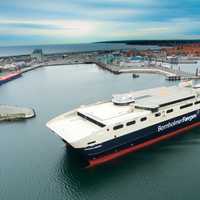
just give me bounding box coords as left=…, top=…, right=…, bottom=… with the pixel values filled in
left=0, top=64, right=200, bottom=200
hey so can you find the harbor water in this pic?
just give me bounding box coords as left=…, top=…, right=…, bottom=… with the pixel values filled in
left=0, top=64, right=200, bottom=200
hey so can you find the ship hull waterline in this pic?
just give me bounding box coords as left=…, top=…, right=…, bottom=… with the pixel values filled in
left=62, top=110, right=200, bottom=168
left=87, top=121, right=200, bottom=168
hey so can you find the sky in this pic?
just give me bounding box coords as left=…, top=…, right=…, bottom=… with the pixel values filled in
left=0, top=0, right=200, bottom=46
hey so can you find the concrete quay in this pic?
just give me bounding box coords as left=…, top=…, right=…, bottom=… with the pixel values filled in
left=5, top=54, right=200, bottom=82
left=118, top=66, right=175, bottom=77
left=21, top=64, right=43, bottom=73
left=94, top=61, right=200, bottom=80
left=0, top=105, right=35, bottom=121
left=33, top=58, right=200, bottom=81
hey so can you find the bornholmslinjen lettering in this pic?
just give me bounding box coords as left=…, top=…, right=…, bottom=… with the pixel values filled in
left=158, top=114, right=197, bottom=132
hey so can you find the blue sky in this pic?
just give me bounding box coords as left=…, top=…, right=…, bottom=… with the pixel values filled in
left=0, top=0, right=200, bottom=46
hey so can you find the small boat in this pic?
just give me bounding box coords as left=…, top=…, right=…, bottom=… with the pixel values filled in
left=132, top=73, right=140, bottom=78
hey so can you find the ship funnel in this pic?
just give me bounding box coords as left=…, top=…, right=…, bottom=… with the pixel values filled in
left=112, top=94, right=135, bottom=105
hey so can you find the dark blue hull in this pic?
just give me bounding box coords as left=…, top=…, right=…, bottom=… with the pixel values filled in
left=77, top=110, right=200, bottom=164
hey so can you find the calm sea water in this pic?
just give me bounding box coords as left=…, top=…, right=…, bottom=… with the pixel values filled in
left=0, top=43, right=158, bottom=57
left=0, top=64, right=200, bottom=200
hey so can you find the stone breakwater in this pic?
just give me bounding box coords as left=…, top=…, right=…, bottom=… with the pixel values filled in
left=0, top=105, right=35, bottom=121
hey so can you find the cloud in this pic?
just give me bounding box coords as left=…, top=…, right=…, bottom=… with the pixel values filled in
left=0, top=0, right=200, bottom=45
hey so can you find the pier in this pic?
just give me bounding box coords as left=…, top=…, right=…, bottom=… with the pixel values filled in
left=94, top=61, right=200, bottom=81
left=21, top=60, right=200, bottom=81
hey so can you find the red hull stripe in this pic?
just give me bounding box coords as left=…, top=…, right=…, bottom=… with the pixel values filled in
left=0, top=72, right=21, bottom=81
left=88, top=121, right=200, bottom=168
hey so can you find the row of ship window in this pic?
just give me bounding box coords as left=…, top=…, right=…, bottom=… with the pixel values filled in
left=113, top=101, right=200, bottom=131
left=113, top=117, right=148, bottom=130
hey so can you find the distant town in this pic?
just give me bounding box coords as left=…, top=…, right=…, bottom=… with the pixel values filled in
left=1, top=42, right=200, bottom=83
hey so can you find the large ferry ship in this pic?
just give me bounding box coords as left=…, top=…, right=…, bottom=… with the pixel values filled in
left=47, top=82, right=200, bottom=167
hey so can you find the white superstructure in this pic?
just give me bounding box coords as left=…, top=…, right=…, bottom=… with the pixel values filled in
left=47, top=83, right=200, bottom=153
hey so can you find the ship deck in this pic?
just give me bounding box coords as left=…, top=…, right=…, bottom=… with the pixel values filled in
left=77, top=86, right=198, bottom=125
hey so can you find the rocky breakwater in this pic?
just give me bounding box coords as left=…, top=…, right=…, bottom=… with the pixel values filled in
left=0, top=105, right=35, bottom=121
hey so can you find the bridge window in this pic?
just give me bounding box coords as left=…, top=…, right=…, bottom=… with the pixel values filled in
left=126, top=120, right=136, bottom=126
left=77, top=112, right=105, bottom=127
left=113, top=124, right=123, bottom=130
left=180, top=103, right=193, bottom=109
left=160, top=96, right=195, bottom=107
left=195, top=101, right=200, bottom=105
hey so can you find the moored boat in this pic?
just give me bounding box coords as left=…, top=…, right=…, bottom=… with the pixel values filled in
left=132, top=73, right=140, bottom=78
left=0, top=71, right=22, bottom=85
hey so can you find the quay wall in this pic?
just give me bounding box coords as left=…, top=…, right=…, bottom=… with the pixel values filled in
left=18, top=59, right=200, bottom=80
